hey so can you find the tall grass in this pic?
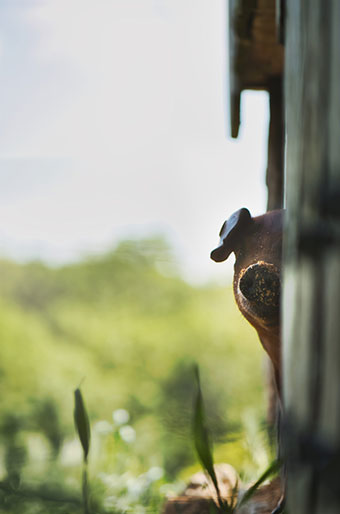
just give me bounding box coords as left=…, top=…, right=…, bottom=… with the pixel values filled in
left=192, top=365, right=280, bottom=513
left=0, top=370, right=280, bottom=513
left=74, top=388, right=91, bottom=514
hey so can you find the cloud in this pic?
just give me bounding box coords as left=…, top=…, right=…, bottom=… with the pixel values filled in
left=26, top=0, right=167, bottom=64
left=0, top=0, right=269, bottom=281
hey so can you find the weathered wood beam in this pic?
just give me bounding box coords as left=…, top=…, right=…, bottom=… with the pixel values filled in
left=228, top=0, right=284, bottom=138
left=266, top=76, right=284, bottom=210
left=275, top=0, right=285, bottom=44
left=283, top=0, right=340, bottom=512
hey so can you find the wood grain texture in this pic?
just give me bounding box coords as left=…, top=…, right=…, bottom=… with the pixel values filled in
left=228, top=0, right=284, bottom=138
left=283, top=0, right=340, bottom=512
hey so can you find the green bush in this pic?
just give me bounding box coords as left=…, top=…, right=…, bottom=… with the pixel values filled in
left=0, top=237, right=270, bottom=512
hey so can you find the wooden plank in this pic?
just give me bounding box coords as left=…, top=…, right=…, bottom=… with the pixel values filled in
left=228, top=0, right=241, bottom=138
left=266, top=76, right=284, bottom=210
left=275, top=0, right=285, bottom=44
left=228, top=0, right=284, bottom=138
left=283, top=0, right=340, bottom=512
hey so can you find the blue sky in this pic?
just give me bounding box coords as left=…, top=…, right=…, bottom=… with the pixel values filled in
left=0, top=0, right=268, bottom=282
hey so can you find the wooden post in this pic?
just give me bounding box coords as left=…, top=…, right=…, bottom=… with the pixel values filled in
left=283, top=0, right=340, bottom=512
left=266, top=76, right=284, bottom=211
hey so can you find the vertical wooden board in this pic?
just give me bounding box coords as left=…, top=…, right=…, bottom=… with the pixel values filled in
left=284, top=0, right=340, bottom=512
left=316, top=253, right=340, bottom=514
left=275, top=0, right=285, bottom=44
left=284, top=0, right=333, bottom=411
left=228, top=0, right=241, bottom=138
left=283, top=0, right=302, bottom=250
left=266, top=77, right=284, bottom=211
left=328, top=1, right=340, bottom=180
left=283, top=263, right=319, bottom=513
left=316, top=3, right=340, bottom=512
left=283, top=263, right=315, bottom=422
left=319, top=253, right=340, bottom=441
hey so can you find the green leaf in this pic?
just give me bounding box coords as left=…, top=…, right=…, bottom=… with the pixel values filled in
left=74, top=388, right=91, bottom=462
left=192, top=365, right=225, bottom=510
left=209, top=503, right=220, bottom=514
left=237, top=459, right=281, bottom=508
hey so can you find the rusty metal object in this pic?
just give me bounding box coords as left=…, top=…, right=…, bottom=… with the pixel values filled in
left=239, top=262, right=281, bottom=320
left=211, top=208, right=283, bottom=394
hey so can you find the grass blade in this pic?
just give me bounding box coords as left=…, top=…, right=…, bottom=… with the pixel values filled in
left=237, top=459, right=281, bottom=508
left=82, top=466, right=90, bottom=514
left=192, top=366, right=227, bottom=511
left=74, top=388, right=91, bottom=463
left=74, top=388, right=91, bottom=514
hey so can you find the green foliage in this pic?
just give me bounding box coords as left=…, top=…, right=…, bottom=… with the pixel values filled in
left=74, top=388, right=91, bottom=463
left=237, top=458, right=280, bottom=508
left=74, top=388, right=91, bottom=513
left=0, top=236, right=271, bottom=512
left=192, top=366, right=279, bottom=513
left=193, top=365, right=226, bottom=511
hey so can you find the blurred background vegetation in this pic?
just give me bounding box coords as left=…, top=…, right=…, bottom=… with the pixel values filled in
left=0, top=236, right=271, bottom=513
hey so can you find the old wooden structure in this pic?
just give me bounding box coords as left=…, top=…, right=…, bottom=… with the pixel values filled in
left=163, top=1, right=340, bottom=512
left=283, top=1, right=340, bottom=512
left=228, top=0, right=285, bottom=430
left=230, top=0, right=340, bottom=512
left=228, top=0, right=285, bottom=210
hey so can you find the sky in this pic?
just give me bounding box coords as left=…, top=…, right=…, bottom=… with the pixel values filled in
left=0, top=0, right=269, bottom=282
